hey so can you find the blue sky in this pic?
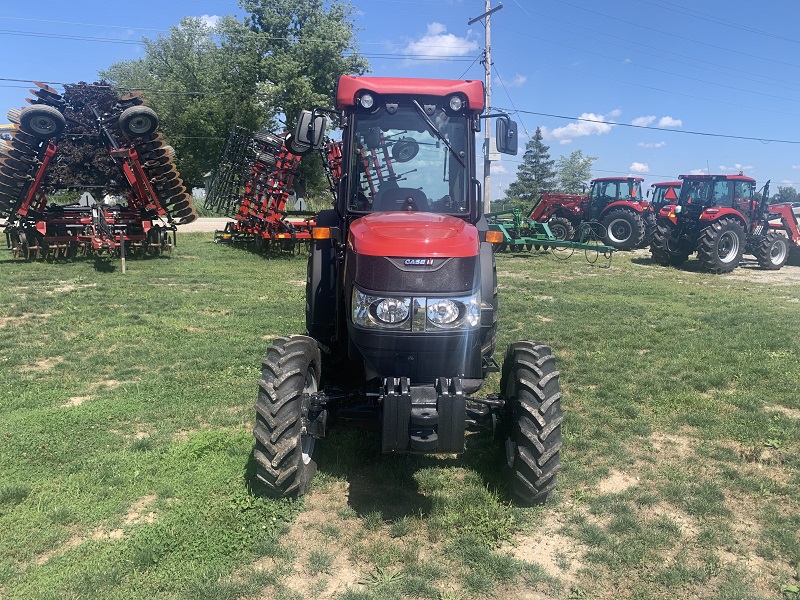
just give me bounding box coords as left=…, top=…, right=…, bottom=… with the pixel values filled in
left=2, top=0, right=799, bottom=199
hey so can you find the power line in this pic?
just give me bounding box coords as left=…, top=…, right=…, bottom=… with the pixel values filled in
left=496, top=108, right=800, bottom=145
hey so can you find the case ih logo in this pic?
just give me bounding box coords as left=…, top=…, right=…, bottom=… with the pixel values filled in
left=404, top=258, right=435, bottom=266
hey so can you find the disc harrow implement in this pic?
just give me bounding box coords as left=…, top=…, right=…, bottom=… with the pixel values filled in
left=206, top=127, right=315, bottom=252
left=1, top=82, right=197, bottom=261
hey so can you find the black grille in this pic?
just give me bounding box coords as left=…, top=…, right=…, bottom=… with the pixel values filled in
left=349, top=251, right=478, bottom=295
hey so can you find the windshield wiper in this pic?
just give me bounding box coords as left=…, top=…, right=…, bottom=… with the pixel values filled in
left=411, top=100, right=465, bottom=168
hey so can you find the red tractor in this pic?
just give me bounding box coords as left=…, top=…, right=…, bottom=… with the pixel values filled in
left=644, top=181, right=681, bottom=244
left=528, top=177, right=649, bottom=250
left=252, top=76, right=564, bottom=505
left=650, top=174, right=800, bottom=273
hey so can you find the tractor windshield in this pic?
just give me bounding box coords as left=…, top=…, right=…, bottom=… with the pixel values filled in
left=347, top=106, right=469, bottom=215
left=589, top=179, right=643, bottom=206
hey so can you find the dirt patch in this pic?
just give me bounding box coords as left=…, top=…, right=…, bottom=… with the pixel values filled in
left=124, top=495, right=158, bottom=526
left=504, top=507, right=583, bottom=591
left=595, top=470, right=638, bottom=494
left=0, top=313, right=43, bottom=328
left=255, top=483, right=364, bottom=599
left=59, top=380, right=122, bottom=408
left=764, top=404, right=800, bottom=419
left=45, top=283, right=97, bottom=296
left=35, top=533, right=83, bottom=566
left=29, top=356, right=65, bottom=373
left=729, top=262, right=800, bottom=285
left=62, top=396, right=92, bottom=408
left=649, top=432, right=696, bottom=458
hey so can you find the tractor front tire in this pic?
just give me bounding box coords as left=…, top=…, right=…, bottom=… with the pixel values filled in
left=697, top=217, right=745, bottom=274
left=601, top=208, right=646, bottom=250
left=753, top=232, right=789, bottom=270
left=254, top=335, right=322, bottom=498
left=650, top=221, right=689, bottom=267
left=500, top=342, right=563, bottom=505
left=547, top=216, right=575, bottom=241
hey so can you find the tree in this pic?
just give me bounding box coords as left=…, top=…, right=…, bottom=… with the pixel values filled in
left=556, top=149, right=596, bottom=194
left=772, top=186, right=799, bottom=203
left=101, top=2, right=368, bottom=192
left=503, top=127, right=556, bottom=210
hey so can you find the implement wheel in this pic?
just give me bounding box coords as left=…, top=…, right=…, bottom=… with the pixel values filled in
left=499, top=341, right=563, bottom=505
left=254, top=336, right=322, bottom=498
left=119, top=106, right=159, bottom=137
left=19, top=105, right=66, bottom=139
left=753, top=232, right=789, bottom=270
left=697, top=217, right=745, bottom=274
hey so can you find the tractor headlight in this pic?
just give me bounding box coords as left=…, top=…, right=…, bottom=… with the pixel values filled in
left=351, top=288, right=480, bottom=331
left=352, top=289, right=411, bottom=329
left=426, top=294, right=481, bottom=329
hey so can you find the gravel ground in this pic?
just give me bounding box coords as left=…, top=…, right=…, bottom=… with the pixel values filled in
left=177, top=217, right=234, bottom=232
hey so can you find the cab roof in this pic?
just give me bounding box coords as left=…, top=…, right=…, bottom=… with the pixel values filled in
left=651, top=181, right=682, bottom=187
left=336, top=75, right=485, bottom=112
left=679, top=174, right=755, bottom=183
left=591, top=177, right=644, bottom=183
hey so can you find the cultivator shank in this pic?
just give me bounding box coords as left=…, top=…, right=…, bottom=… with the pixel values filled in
left=1, top=82, right=195, bottom=261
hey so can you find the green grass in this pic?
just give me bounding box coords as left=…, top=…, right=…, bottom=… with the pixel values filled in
left=0, top=237, right=799, bottom=599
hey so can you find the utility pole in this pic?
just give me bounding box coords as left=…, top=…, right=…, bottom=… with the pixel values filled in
left=469, top=1, right=503, bottom=215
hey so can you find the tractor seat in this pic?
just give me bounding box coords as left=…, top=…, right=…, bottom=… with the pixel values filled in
left=373, top=187, right=428, bottom=212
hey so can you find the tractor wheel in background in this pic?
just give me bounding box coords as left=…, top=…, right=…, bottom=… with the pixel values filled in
left=642, top=212, right=658, bottom=248
left=19, top=105, right=66, bottom=139
left=753, top=232, right=789, bottom=270
left=696, top=217, right=745, bottom=274
left=253, top=335, right=322, bottom=498
left=499, top=341, right=563, bottom=505
left=546, top=216, right=575, bottom=241
left=649, top=221, right=689, bottom=267
left=600, top=208, right=646, bottom=250
left=119, top=106, right=159, bottom=137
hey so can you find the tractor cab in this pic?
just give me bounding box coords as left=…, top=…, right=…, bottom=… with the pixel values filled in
left=648, top=181, right=681, bottom=214
left=676, top=175, right=756, bottom=221
left=587, top=177, right=645, bottom=220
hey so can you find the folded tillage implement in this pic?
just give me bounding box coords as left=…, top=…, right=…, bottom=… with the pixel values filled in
left=1, top=82, right=196, bottom=260
left=206, top=127, right=316, bottom=252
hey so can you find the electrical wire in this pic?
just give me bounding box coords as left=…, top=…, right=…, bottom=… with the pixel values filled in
left=495, top=107, right=800, bottom=145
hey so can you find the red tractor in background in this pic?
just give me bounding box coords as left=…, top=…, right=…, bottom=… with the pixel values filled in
left=527, top=176, right=650, bottom=250
left=650, top=173, right=800, bottom=273
left=252, top=76, right=564, bottom=505
left=644, top=181, right=681, bottom=244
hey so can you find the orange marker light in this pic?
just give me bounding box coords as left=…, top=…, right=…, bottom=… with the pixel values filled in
left=485, top=230, right=504, bottom=244
left=312, top=227, right=331, bottom=240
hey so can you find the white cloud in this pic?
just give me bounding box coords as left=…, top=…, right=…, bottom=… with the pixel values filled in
left=629, top=162, right=650, bottom=174
left=792, top=165, right=800, bottom=170
left=638, top=141, right=666, bottom=148
left=690, top=168, right=708, bottom=175
left=401, top=23, right=478, bottom=61
left=492, top=163, right=509, bottom=174
left=607, top=108, right=622, bottom=119
left=658, top=116, right=682, bottom=128
left=719, top=164, right=753, bottom=173
left=632, top=116, right=656, bottom=127
left=197, top=14, right=221, bottom=28
left=541, top=112, right=615, bottom=144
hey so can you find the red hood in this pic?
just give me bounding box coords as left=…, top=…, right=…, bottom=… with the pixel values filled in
left=348, top=212, right=479, bottom=258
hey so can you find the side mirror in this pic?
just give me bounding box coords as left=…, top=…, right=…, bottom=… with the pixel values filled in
left=293, top=110, right=328, bottom=151
left=495, top=117, right=518, bottom=155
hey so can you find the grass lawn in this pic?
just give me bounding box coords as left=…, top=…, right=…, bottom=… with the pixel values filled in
left=0, top=234, right=798, bottom=599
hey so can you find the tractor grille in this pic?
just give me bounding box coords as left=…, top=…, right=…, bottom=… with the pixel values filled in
left=349, top=253, right=477, bottom=295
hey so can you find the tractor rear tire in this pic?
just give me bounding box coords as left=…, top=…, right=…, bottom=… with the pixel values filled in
left=697, top=217, right=745, bottom=274
left=753, top=232, right=789, bottom=270
left=254, top=335, right=322, bottom=498
left=499, top=342, right=563, bottom=505
left=19, top=105, right=66, bottom=139
left=650, top=221, right=689, bottom=267
left=547, top=216, right=575, bottom=241
left=601, top=208, right=646, bottom=250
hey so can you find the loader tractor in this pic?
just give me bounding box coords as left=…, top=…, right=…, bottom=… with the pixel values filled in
left=252, top=76, right=564, bottom=505
left=528, top=177, right=649, bottom=250
left=650, top=174, right=799, bottom=273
